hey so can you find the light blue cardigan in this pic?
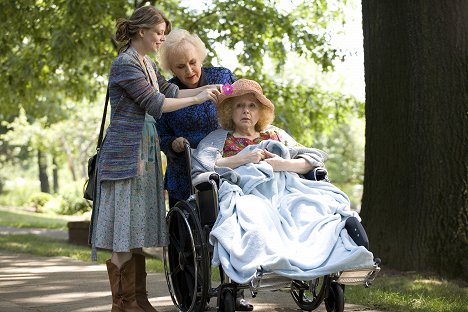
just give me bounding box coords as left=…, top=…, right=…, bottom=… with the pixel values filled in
left=98, top=46, right=178, bottom=181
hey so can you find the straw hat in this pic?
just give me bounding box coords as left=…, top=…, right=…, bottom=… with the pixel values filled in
left=216, top=79, right=275, bottom=112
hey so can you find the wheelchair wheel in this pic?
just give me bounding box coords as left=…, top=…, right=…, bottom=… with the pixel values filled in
left=163, top=200, right=210, bottom=312
left=219, top=288, right=235, bottom=312
left=324, top=282, right=345, bottom=312
left=290, top=275, right=331, bottom=311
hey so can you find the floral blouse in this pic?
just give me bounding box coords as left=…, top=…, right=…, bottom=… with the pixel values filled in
left=223, top=131, right=280, bottom=157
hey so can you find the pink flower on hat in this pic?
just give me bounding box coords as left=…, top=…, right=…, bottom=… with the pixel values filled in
left=222, top=83, right=233, bottom=95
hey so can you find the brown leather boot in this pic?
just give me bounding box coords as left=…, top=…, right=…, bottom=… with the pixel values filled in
left=106, top=258, right=144, bottom=312
left=134, top=253, right=158, bottom=311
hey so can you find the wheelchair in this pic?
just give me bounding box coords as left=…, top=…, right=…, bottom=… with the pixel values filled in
left=163, top=144, right=380, bottom=312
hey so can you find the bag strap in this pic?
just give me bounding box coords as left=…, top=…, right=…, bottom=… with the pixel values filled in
left=96, top=88, right=109, bottom=151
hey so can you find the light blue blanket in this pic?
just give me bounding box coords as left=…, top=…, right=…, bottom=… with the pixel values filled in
left=208, top=140, right=375, bottom=284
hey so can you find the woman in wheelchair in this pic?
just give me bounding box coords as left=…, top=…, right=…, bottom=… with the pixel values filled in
left=190, top=79, right=375, bottom=285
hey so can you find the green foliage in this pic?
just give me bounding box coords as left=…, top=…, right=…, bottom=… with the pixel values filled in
left=0, top=174, right=4, bottom=194
left=0, top=0, right=365, bottom=207
left=0, top=0, right=348, bottom=125
left=314, top=118, right=365, bottom=185
left=166, top=0, right=345, bottom=75
left=255, top=75, right=364, bottom=146
left=27, top=191, right=90, bottom=216
left=55, top=193, right=90, bottom=215
left=0, top=0, right=127, bottom=119
left=0, top=180, right=38, bottom=207
left=28, top=192, right=54, bottom=213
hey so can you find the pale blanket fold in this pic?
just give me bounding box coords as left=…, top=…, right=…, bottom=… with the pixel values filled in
left=207, top=140, right=375, bottom=284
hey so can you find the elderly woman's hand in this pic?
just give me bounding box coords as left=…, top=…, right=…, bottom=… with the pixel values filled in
left=171, top=137, right=189, bottom=153
left=204, top=84, right=223, bottom=92
left=241, top=148, right=267, bottom=164
left=263, top=150, right=314, bottom=174
left=263, top=150, right=285, bottom=171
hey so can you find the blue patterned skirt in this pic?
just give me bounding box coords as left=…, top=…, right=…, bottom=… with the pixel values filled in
left=94, top=114, right=168, bottom=252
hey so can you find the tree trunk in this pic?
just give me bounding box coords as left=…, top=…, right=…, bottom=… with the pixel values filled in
left=52, top=155, right=59, bottom=194
left=37, top=149, right=50, bottom=194
left=361, top=1, right=468, bottom=278
left=61, top=137, right=77, bottom=181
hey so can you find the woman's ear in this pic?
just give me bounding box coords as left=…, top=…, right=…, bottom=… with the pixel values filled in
left=138, top=28, right=145, bottom=38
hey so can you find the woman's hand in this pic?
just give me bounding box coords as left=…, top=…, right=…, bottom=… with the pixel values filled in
left=241, top=148, right=267, bottom=164
left=215, top=148, right=266, bottom=169
left=263, top=150, right=285, bottom=171
left=171, top=137, right=189, bottom=153
left=263, top=150, right=313, bottom=173
left=194, top=87, right=220, bottom=103
left=204, top=84, right=223, bottom=92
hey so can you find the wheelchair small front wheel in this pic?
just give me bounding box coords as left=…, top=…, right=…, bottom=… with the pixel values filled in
left=324, top=282, right=344, bottom=312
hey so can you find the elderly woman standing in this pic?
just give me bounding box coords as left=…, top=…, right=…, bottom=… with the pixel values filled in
left=157, top=29, right=236, bottom=207
left=91, top=7, right=221, bottom=311
left=157, top=29, right=255, bottom=312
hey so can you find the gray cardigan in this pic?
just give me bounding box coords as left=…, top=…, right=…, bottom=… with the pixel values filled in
left=98, top=46, right=179, bottom=181
left=191, top=126, right=327, bottom=184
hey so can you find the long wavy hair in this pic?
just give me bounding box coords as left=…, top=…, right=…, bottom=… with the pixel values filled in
left=115, top=6, right=171, bottom=52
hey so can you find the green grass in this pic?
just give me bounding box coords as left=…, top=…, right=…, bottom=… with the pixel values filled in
left=0, top=234, right=164, bottom=272
left=345, top=271, right=468, bottom=312
left=0, top=208, right=72, bottom=229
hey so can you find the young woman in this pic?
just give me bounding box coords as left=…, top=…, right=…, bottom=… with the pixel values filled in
left=90, top=6, right=220, bottom=311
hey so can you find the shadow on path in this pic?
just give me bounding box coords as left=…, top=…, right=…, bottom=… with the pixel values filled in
left=0, top=250, right=384, bottom=311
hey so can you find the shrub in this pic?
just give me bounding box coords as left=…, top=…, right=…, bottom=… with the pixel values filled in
left=43, top=197, right=66, bottom=214
left=29, top=192, right=54, bottom=213
left=57, top=193, right=91, bottom=215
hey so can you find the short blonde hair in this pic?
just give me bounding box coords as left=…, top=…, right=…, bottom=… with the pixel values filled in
left=217, top=96, right=274, bottom=132
left=159, top=29, right=208, bottom=72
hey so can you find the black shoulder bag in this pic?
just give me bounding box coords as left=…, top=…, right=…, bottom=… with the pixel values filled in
left=83, top=88, right=109, bottom=201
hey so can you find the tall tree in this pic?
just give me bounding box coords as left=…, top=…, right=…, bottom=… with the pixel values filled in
left=361, top=1, right=468, bottom=278
left=0, top=1, right=363, bottom=194
left=0, top=0, right=351, bottom=136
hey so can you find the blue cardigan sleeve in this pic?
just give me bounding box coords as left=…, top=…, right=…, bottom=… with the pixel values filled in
left=158, top=110, right=177, bottom=159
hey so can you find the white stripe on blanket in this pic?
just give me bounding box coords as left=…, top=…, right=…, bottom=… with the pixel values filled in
left=209, top=140, right=375, bottom=284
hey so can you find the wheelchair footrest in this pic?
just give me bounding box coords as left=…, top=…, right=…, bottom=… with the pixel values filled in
left=336, top=265, right=381, bottom=286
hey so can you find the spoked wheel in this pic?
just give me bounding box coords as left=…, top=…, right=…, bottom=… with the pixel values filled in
left=163, top=200, right=210, bottom=312
left=325, top=282, right=344, bottom=312
left=290, top=275, right=331, bottom=311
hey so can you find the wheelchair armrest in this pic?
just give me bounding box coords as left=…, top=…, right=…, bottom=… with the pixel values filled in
left=193, top=172, right=220, bottom=191
left=303, top=167, right=329, bottom=182
left=193, top=172, right=220, bottom=226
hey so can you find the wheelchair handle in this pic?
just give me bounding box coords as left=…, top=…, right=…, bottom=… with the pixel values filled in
left=304, top=167, right=330, bottom=182
left=184, top=142, right=195, bottom=195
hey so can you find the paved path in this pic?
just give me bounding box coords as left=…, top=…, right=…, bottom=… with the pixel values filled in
left=0, top=226, right=385, bottom=311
